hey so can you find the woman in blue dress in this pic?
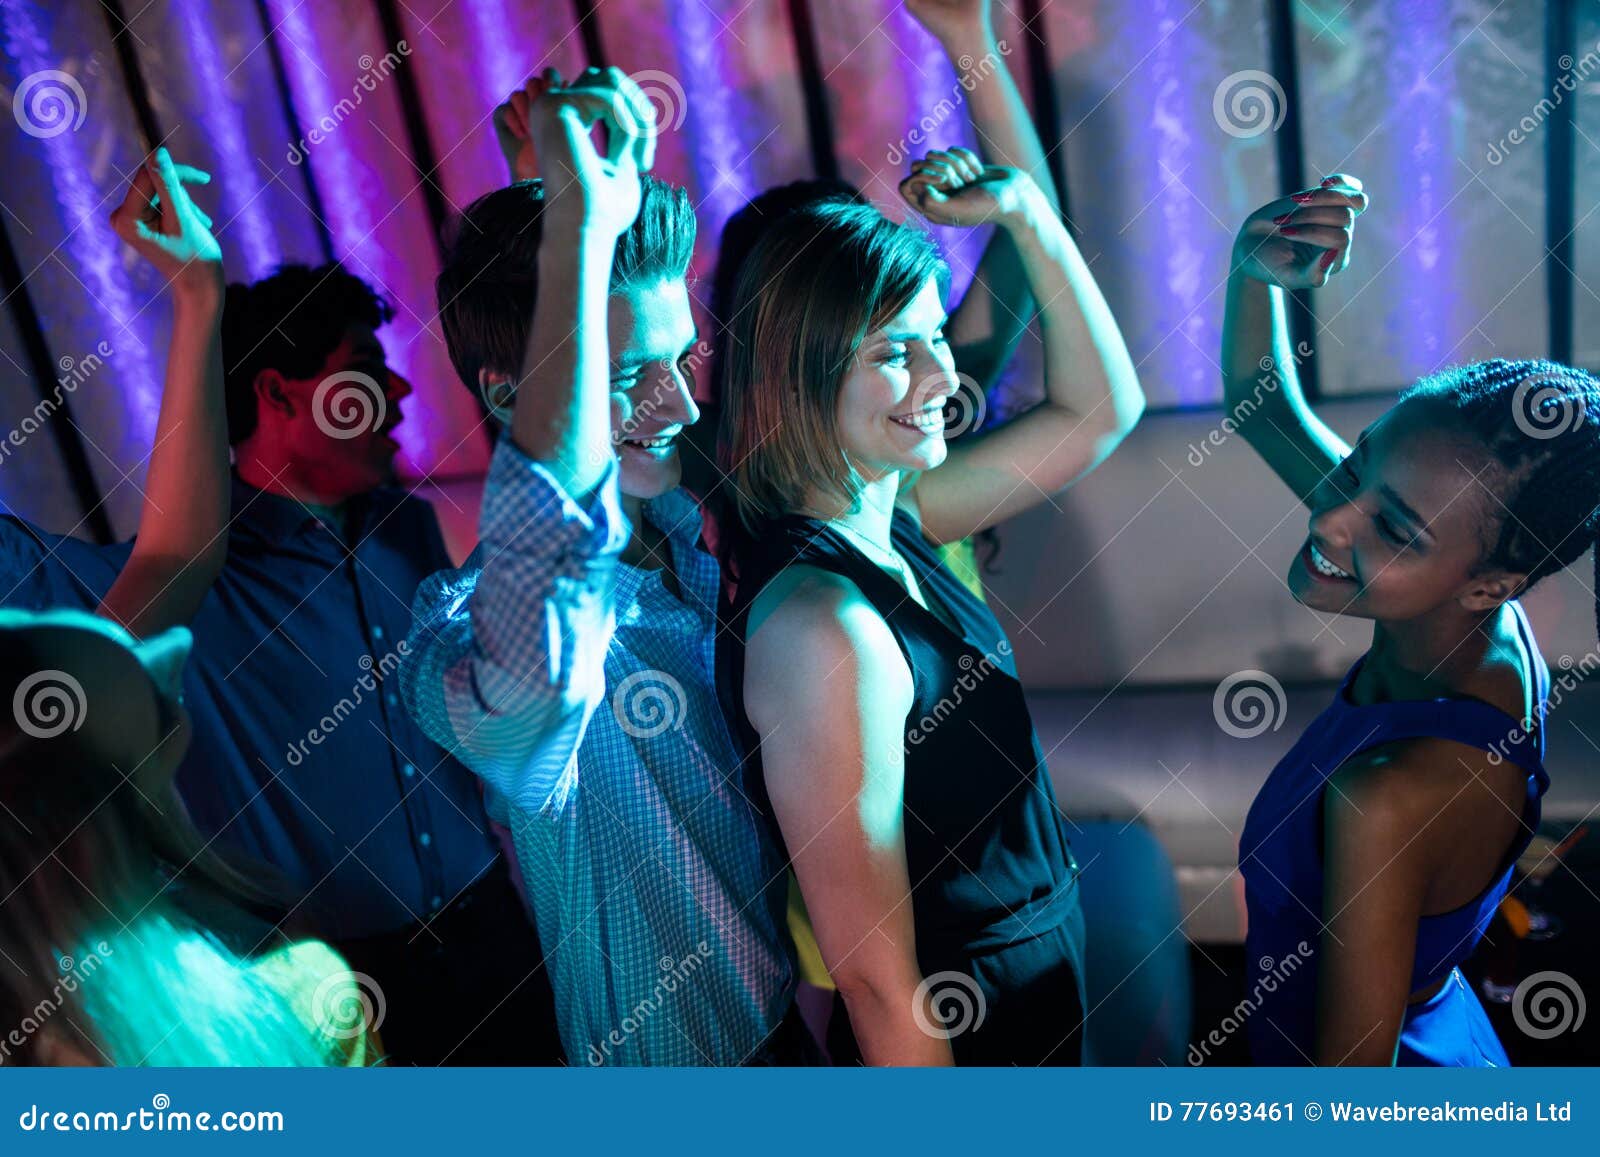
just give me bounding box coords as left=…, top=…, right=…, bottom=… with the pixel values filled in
left=1223, top=173, right=1600, bottom=1065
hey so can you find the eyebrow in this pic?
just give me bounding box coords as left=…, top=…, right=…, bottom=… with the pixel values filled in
left=1379, top=484, right=1431, bottom=537
left=613, top=329, right=701, bottom=370
left=880, top=316, right=950, bottom=343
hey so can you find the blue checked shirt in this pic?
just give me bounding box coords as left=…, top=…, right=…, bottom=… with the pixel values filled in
left=400, top=435, right=796, bottom=1066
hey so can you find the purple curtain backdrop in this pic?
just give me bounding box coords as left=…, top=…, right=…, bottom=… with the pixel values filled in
left=0, top=0, right=1570, bottom=545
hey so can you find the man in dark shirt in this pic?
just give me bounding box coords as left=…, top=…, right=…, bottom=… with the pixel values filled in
left=0, top=263, right=560, bottom=1066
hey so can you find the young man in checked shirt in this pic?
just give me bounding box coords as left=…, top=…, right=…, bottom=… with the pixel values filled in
left=399, top=68, right=804, bottom=1065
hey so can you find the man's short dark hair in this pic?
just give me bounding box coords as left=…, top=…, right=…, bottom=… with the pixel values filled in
left=436, top=176, right=697, bottom=394
left=221, top=263, right=394, bottom=445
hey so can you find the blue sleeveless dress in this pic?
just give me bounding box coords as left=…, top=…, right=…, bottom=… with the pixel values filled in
left=1239, top=601, right=1550, bottom=1066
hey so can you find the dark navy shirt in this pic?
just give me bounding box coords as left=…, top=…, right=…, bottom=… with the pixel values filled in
left=0, top=476, right=502, bottom=940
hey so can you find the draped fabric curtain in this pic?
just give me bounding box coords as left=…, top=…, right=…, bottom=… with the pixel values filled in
left=0, top=0, right=1586, bottom=543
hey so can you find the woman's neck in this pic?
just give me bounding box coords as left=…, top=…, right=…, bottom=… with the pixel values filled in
left=805, top=475, right=901, bottom=552
left=1363, top=604, right=1505, bottom=697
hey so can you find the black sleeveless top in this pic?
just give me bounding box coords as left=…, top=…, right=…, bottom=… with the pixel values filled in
left=719, top=509, right=1080, bottom=965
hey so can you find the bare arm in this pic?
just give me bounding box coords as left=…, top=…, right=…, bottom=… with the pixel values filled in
left=1223, top=174, right=1368, bottom=505
left=745, top=569, right=953, bottom=1066
left=908, top=0, right=1061, bottom=391
left=98, top=150, right=227, bottom=637
left=906, top=165, right=1144, bottom=544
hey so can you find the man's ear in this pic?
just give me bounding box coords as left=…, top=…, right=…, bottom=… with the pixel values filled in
left=478, top=370, right=515, bottom=424
left=1459, top=569, right=1525, bottom=613
left=253, top=368, right=294, bottom=419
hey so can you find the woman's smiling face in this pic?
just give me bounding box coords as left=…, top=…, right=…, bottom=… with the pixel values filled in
left=1289, top=398, right=1519, bottom=621
left=832, top=277, right=958, bottom=484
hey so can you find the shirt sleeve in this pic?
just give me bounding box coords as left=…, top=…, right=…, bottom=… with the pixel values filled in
left=399, top=435, right=630, bottom=816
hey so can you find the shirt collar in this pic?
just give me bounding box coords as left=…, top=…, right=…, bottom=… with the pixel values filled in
left=228, top=473, right=403, bottom=543
left=611, top=486, right=719, bottom=618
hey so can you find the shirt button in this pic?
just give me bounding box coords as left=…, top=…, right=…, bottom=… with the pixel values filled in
left=403, top=764, right=416, bottom=778
left=372, top=625, right=385, bottom=641
left=419, top=832, right=432, bottom=847
left=386, top=693, right=397, bottom=707
left=430, top=895, right=443, bottom=911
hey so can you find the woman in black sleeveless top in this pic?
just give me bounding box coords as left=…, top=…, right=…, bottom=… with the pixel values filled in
left=717, top=151, right=1143, bottom=1064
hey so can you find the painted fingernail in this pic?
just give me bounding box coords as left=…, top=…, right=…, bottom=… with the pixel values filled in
left=1291, top=192, right=1316, bottom=203
left=1272, top=213, right=1293, bottom=225
left=1321, top=177, right=1338, bottom=186
left=1319, top=248, right=1338, bottom=269
left=1279, top=225, right=1299, bottom=235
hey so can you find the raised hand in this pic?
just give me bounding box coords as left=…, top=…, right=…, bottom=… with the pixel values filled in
left=526, top=66, right=657, bottom=241
left=1233, top=173, right=1367, bottom=290
left=899, top=147, right=1036, bottom=227
left=493, top=73, right=552, bottom=182
left=905, top=0, right=994, bottom=47
left=109, top=148, right=222, bottom=296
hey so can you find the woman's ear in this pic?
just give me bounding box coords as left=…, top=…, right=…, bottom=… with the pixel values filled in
left=1459, top=569, right=1525, bottom=613
left=478, top=370, right=515, bottom=424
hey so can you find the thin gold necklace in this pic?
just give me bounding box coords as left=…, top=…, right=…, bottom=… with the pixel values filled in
left=828, top=520, right=928, bottom=608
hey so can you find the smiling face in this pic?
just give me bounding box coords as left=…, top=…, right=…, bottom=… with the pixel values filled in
left=607, top=277, right=702, bottom=500
left=1288, top=398, right=1521, bottom=622
left=833, top=277, right=956, bottom=485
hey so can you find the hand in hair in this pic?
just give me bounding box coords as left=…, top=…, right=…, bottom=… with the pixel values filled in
left=899, top=147, right=1034, bottom=227
left=525, top=66, right=656, bottom=239
left=108, top=148, right=223, bottom=297
left=1233, top=173, right=1367, bottom=290
left=493, top=73, right=553, bottom=183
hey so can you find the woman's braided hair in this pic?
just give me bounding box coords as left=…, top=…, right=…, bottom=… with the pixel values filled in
left=1402, top=358, right=1600, bottom=636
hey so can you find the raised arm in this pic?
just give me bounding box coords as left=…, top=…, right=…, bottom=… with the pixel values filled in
left=903, top=160, right=1144, bottom=544
left=745, top=570, right=953, bottom=1067
left=398, top=69, right=653, bottom=811
left=1223, top=174, right=1367, bottom=505
left=907, top=0, right=1061, bottom=392
left=97, top=150, right=227, bottom=636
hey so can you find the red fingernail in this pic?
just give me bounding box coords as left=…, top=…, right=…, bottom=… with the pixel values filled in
left=1291, top=192, right=1316, bottom=203
left=1319, top=248, right=1338, bottom=269
left=1321, top=177, right=1338, bottom=186
left=1272, top=213, right=1292, bottom=225
left=1279, top=225, right=1299, bottom=235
